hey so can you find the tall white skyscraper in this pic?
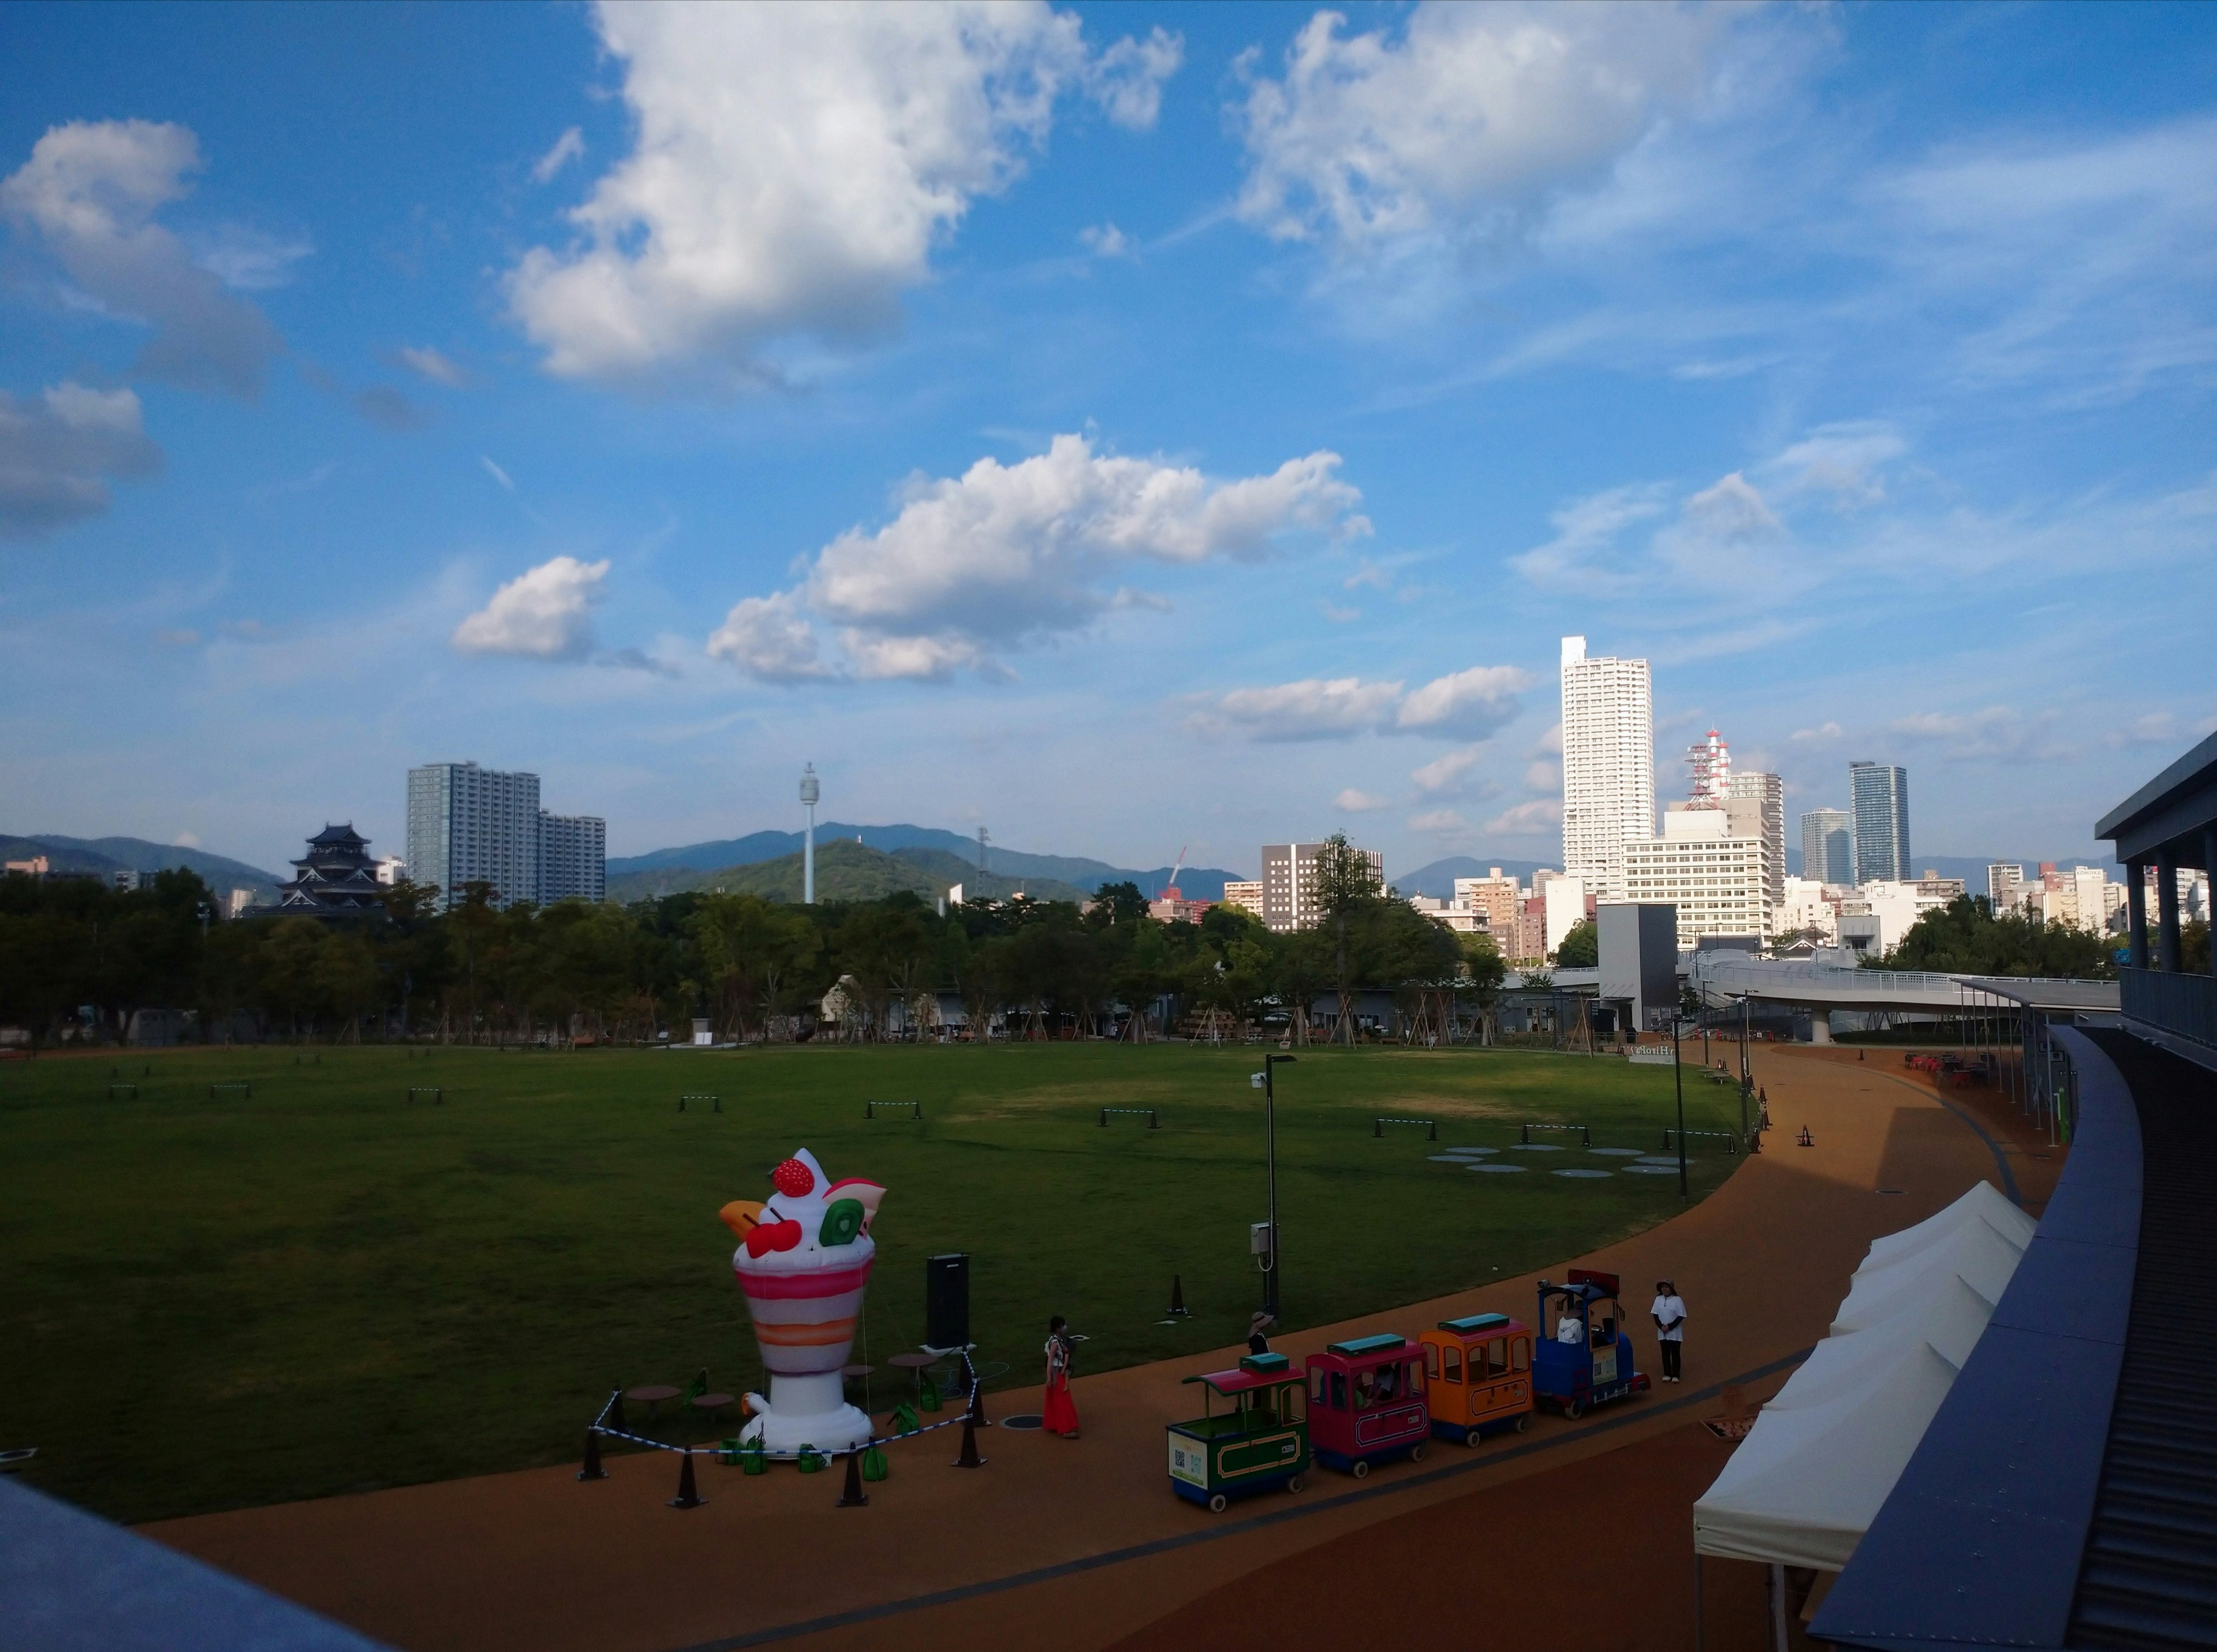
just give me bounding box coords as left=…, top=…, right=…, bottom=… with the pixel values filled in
left=1559, top=636, right=1654, bottom=903
left=406, top=760, right=604, bottom=909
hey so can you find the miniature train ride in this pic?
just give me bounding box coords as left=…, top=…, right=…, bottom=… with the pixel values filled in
left=1168, top=1276, right=1651, bottom=1509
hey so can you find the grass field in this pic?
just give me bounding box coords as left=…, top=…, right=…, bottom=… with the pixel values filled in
left=0, top=1041, right=1752, bottom=1523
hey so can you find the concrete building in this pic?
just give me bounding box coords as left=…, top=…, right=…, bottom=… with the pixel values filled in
left=1221, top=879, right=1264, bottom=921
left=1408, top=895, right=1490, bottom=935
left=1537, top=871, right=1589, bottom=957
left=1849, top=760, right=1911, bottom=885
left=1259, top=841, right=1383, bottom=933
left=1514, top=895, right=1547, bottom=965
left=1623, top=807, right=1771, bottom=949
left=1727, top=770, right=1786, bottom=914
left=374, top=855, right=406, bottom=887
left=1147, top=886, right=1214, bottom=924
left=1776, top=875, right=1839, bottom=945
left=1987, top=862, right=2026, bottom=909
left=1559, top=635, right=1655, bottom=903
left=225, top=887, right=256, bottom=920
left=406, top=760, right=604, bottom=909
left=1599, top=903, right=1681, bottom=1035
left=1801, top=807, right=1854, bottom=887
left=1835, top=877, right=1953, bottom=954
left=1453, top=868, right=1524, bottom=937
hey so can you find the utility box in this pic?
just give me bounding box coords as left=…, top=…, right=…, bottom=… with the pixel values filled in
left=1250, top=1221, right=1275, bottom=1258
left=925, top=1252, right=970, bottom=1351
left=1598, top=903, right=1679, bottom=1035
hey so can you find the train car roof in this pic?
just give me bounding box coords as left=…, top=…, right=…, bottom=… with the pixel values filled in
left=1312, top=1332, right=1415, bottom=1366
left=1431, top=1314, right=1531, bottom=1338
left=1184, top=1365, right=1301, bottom=1397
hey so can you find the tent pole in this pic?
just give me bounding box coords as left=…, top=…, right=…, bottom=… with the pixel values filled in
left=1693, top=1549, right=1704, bottom=1652
left=1771, top=1561, right=1789, bottom=1652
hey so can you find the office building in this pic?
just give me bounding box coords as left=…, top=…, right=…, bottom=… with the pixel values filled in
left=1987, top=862, right=2025, bottom=910
left=1259, top=841, right=1384, bottom=933
left=1408, top=894, right=1489, bottom=935
left=406, top=760, right=604, bottom=909
left=374, top=856, right=406, bottom=887
left=1623, top=806, right=1772, bottom=948
left=1726, top=770, right=1785, bottom=915
left=1453, top=868, right=1524, bottom=937
left=1849, top=761, right=1910, bottom=885
left=1776, top=876, right=1838, bottom=945
left=1539, top=871, right=1589, bottom=956
left=1801, top=808, right=1854, bottom=887
left=1221, top=879, right=1264, bottom=921
left=1559, top=636, right=1654, bottom=903
left=1514, top=896, right=1547, bottom=965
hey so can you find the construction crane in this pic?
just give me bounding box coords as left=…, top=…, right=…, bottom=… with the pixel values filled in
left=1162, top=846, right=1188, bottom=900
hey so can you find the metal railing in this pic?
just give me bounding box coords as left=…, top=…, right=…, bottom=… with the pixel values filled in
left=2120, top=967, right=2217, bottom=1053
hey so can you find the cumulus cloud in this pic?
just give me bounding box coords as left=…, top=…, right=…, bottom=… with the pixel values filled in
left=397, top=346, right=467, bottom=388
left=192, top=225, right=313, bottom=291
left=1524, top=760, right=1561, bottom=794
left=1195, top=663, right=1528, bottom=744
left=1409, top=808, right=1467, bottom=834
left=1653, top=472, right=1787, bottom=586
left=532, top=126, right=585, bottom=185
left=0, top=382, right=161, bottom=537
left=1411, top=746, right=1484, bottom=796
left=1334, top=788, right=1390, bottom=813
left=711, top=433, right=1364, bottom=683
left=706, top=591, right=828, bottom=683
left=507, top=3, right=1181, bottom=383
left=1483, top=798, right=1562, bottom=837
left=1233, top=2, right=1719, bottom=251
left=1, top=120, right=282, bottom=397
left=1393, top=664, right=1530, bottom=739
left=1792, top=720, right=1845, bottom=744
left=452, top=555, right=610, bottom=661
left=1080, top=222, right=1134, bottom=259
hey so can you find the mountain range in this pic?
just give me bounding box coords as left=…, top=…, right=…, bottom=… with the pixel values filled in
left=1, top=833, right=283, bottom=898
left=606, top=822, right=1245, bottom=901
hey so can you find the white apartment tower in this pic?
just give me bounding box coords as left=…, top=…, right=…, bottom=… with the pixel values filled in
left=1726, top=769, right=1786, bottom=916
left=406, top=760, right=605, bottom=909
left=1559, top=636, right=1655, bottom=903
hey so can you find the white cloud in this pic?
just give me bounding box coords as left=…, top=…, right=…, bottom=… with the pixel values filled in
left=1079, top=222, right=1134, bottom=259
left=1524, top=760, right=1560, bottom=794
left=398, top=346, right=467, bottom=388
left=172, top=831, right=200, bottom=849
left=705, top=591, right=828, bottom=683
left=192, top=225, right=313, bottom=291
left=1409, top=808, right=1467, bottom=834
left=1319, top=601, right=1360, bottom=624
left=1334, top=788, right=1390, bottom=813
left=1534, top=721, right=1563, bottom=755
left=532, top=126, right=585, bottom=185
left=1411, top=746, right=1483, bottom=797
left=1510, top=483, right=1669, bottom=589
left=1888, top=706, right=2066, bottom=763
left=1394, top=664, right=1531, bottom=740
left=507, top=3, right=1180, bottom=383
left=1792, top=720, right=1845, bottom=744
left=1483, top=798, right=1562, bottom=837
left=480, top=457, right=514, bottom=491
left=1, top=120, right=282, bottom=396
left=1343, top=559, right=1391, bottom=590
left=1653, top=472, right=1787, bottom=587
left=1196, top=663, right=1530, bottom=744
left=711, top=433, right=1364, bottom=683
left=1233, top=2, right=1719, bottom=251
left=0, top=382, right=161, bottom=538
left=1767, top=422, right=1906, bottom=510
left=452, top=555, right=610, bottom=662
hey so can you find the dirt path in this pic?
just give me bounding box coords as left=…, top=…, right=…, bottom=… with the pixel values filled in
left=149, top=1043, right=2056, bottom=1652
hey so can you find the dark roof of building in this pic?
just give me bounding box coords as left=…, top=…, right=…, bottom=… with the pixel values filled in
left=306, top=822, right=371, bottom=851
left=2095, top=730, right=2217, bottom=866
left=1812, top=1027, right=2217, bottom=1650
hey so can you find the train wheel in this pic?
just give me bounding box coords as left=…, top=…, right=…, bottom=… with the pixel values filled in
left=1208, top=1493, right=1227, bottom=1513
left=1351, top=1459, right=1369, bottom=1479
left=1286, top=1475, right=1305, bottom=1493
left=1514, top=1414, right=1529, bottom=1434
left=1565, top=1399, right=1585, bottom=1421
left=1465, top=1427, right=1484, bottom=1449
left=1409, top=1442, right=1427, bottom=1463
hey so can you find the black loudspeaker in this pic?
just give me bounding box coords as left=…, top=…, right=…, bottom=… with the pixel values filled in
left=925, top=1252, right=970, bottom=1351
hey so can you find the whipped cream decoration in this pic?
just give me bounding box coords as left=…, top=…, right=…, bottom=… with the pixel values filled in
left=719, top=1147, right=887, bottom=1453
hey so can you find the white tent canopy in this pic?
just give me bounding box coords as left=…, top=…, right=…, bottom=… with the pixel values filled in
left=1692, top=1180, right=2035, bottom=1572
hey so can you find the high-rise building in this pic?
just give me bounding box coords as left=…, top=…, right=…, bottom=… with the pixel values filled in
left=1987, top=863, right=2026, bottom=910
left=1726, top=770, right=1785, bottom=916
left=1626, top=806, right=1772, bottom=947
left=1221, top=879, right=1264, bottom=920
left=406, top=761, right=604, bottom=908
left=1559, top=636, right=1654, bottom=903
left=1848, top=762, right=1910, bottom=885
left=1801, top=808, right=1854, bottom=886
left=1453, top=868, right=1524, bottom=937
left=1259, top=841, right=1384, bottom=933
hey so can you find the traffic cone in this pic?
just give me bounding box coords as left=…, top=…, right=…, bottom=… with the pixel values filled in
left=1168, top=1275, right=1189, bottom=1317
left=837, top=1448, right=869, bottom=1506
left=669, top=1450, right=704, bottom=1508
left=953, top=1415, right=986, bottom=1469
left=578, top=1430, right=607, bottom=1481
left=608, top=1390, right=628, bottom=1433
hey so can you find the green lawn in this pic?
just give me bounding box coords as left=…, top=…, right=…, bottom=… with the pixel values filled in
left=0, top=1042, right=1749, bottom=1523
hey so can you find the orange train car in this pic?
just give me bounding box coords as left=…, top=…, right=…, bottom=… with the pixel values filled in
left=1419, top=1312, right=1535, bottom=1446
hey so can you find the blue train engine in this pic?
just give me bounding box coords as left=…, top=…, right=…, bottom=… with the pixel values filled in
left=1532, top=1269, right=1649, bottom=1420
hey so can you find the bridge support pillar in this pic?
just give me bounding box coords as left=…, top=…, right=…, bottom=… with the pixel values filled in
left=1809, top=1012, right=1834, bottom=1046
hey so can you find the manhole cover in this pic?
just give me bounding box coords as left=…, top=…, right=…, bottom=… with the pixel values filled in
left=999, top=1414, right=1045, bottom=1430
left=1468, top=1162, right=1528, bottom=1173
left=1552, top=1168, right=1613, bottom=1179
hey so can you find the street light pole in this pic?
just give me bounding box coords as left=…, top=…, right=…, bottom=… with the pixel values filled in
left=1673, top=1010, right=1689, bottom=1202
left=1263, top=1053, right=1294, bottom=1321
left=1738, top=995, right=1752, bottom=1147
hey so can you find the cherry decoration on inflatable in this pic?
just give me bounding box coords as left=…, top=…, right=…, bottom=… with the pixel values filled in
left=719, top=1148, right=886, bottom=1454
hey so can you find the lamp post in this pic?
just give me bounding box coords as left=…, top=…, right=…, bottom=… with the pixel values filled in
left=1256, top=1054, right=1296, bottom=1320
left=1737, top=994, right=1752, bottom=1147
left=1673, top=1008, right=1689, bottom=1202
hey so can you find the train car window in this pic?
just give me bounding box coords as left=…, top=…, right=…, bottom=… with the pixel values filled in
left=1444, top=1344, right=1463, bottom=1382
left=1405, top=1358, right=1424, bottom=1396
left=1424, top=1344, right=1439, bottom=1381
left=1331, top=1373, right=1349, bottom=1411
left=1311, top=1368, right=1328, bottom=1407
left=1512, top=1337, right=1530, bottom=1371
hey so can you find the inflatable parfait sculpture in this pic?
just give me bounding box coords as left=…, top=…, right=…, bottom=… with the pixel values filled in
left=719, top=1149, right=885, bottom=1455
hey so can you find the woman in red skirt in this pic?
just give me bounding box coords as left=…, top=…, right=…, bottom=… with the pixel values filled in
left=1042, top=1315, right=1080, bottom=1438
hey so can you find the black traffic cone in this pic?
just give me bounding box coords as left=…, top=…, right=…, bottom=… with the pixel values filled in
left=669, top=1450, right=704, bottom=1509
left=578, top=1430, right=607, bottom=1481
left=837, top=1448, right=868, bottom=1507
left=952, top=1415, right=986, bottom=1469
left=608, top=1390, right=628, bottom=1433
left=1168, top=1274, right=1189, bottom=1317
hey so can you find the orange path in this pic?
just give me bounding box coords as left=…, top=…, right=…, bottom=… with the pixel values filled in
left=150, top=1043, right=2059, bottom=1652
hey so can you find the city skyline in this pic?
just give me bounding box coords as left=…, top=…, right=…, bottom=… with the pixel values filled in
left=3, top=4, right=2212, bottom=879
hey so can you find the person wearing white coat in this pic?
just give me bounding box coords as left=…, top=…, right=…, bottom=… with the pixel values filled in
left=1651, top=1281, right=1686, bottom=1382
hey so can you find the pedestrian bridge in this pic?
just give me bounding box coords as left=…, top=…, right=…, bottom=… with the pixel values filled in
left=1688, top=955, right=2118, bottom=1018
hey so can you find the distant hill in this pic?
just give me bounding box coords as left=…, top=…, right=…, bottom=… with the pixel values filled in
left=609, top=822, right=1244, bottom=901
left=1395, top=857, right=1552, bottom=898
left=606, top=839, right=1091, bottom=905
left=3, top=833, right=283, bottom=897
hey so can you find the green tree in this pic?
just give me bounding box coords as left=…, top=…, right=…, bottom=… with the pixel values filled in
left=1877, top=895, right=2113, bottom=978
left=1554, top=919, right=1599, bottom=969
left=1312, top=832, right=1384, bottom=1043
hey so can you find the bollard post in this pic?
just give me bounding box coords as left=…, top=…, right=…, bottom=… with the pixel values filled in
left=669, top=1450, right=705, bottom=1509
left=1428, top=1120, right=1438, bottom=1142
left=1168, top=1274, right=1188, bottom=1317
left=1372, top=1118, right=1382, bottom=1138
left=1148, top=1109, right=1158, bottom=1130
left=837, top=1448, right=869, bottom=1507
left=578, top=1430, right=607, bottom=1481
left=1521, top=1123, right=1531, bottom=1144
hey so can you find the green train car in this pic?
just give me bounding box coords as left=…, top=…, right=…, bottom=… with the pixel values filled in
left=1166, top=1351, right=1311, bottom=1512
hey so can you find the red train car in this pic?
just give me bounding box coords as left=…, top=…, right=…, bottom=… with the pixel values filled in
left=1304, top=1332, right=1429, bottom=1477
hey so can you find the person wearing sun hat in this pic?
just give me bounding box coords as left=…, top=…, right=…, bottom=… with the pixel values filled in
left=1247, top=1311, right=1275, bottom=1356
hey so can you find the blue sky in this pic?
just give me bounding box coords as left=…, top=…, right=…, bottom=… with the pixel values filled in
left=3, top=1, right=2212, bottom=879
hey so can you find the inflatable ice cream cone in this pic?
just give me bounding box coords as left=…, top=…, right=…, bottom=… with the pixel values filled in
left=721, top=1148, right=885, bottom=1454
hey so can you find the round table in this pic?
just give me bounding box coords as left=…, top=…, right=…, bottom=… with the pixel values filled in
left=689, top=1392, right=735, bottom=1421
left=626, top=1384, right=680, bottom=1422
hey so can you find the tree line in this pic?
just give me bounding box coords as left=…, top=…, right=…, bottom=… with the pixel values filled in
left=0, top=836, right=1507, bottom=1047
